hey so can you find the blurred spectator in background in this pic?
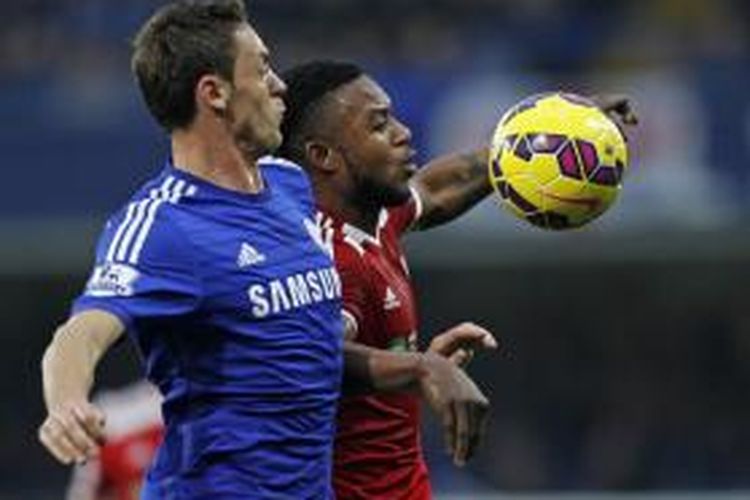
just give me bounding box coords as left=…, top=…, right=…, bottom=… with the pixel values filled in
left=2, top=0, right=748, bottom=221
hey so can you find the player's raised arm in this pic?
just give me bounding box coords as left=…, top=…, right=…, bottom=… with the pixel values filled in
left=410, top=148, right=492, bottom=230
left=39, top=310, right=123, bottom=465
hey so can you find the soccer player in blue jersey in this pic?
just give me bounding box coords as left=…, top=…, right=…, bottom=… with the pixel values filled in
left=37, top=1, right=490, bottom=498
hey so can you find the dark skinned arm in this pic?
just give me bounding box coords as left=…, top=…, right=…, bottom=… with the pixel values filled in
left=341, top=318, right=491, bottom=465
left=411, top=148, right=492, bottom=231
left=342, top=340, right=489, bottom=466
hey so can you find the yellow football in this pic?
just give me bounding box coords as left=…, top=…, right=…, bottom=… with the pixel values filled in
left=489, top=92, right=628, bottom=229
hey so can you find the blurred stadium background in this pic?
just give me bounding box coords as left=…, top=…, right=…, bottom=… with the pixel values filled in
left=2, top=0, right=749, bottom=498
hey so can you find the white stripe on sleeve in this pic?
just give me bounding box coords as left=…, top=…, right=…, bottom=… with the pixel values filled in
left=115, top=177, right=175, bottom=262
left=105, top=202, right=137, bottom=262
left=128, top=179, right=187, bottom=264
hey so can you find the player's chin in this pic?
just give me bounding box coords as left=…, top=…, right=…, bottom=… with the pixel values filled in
left=382, top=183, right=413, bottom=206
left=264, top=129, right=283, bottom=154
left=401, top=161, right=418, bottom=180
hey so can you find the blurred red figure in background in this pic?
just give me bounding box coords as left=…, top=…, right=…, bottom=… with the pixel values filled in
left=66, top=381, right=162, bottom=500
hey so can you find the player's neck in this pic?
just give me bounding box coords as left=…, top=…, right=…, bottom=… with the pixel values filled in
left=319, top=194, right=380, bottom=236
left=170, top=124, right=265, bottom=194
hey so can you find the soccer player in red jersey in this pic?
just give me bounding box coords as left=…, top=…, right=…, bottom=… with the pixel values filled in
left=278, top=61, right=499, bottom=499
left=278, top=61, right=637, bottom=499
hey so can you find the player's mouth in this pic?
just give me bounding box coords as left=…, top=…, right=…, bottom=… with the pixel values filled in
left=401, top=150, right=418, bottom=177
left=272, top=99, right=286, bottom=119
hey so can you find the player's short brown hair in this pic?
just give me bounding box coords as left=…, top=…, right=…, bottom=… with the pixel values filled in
left=131, top=0, right=247, bottom=131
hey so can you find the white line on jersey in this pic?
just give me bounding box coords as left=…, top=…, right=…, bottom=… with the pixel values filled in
left=105, top=176, right=195, bottom=265
left=115, top=177, right=178, bottom=263
left=105, top=176, right=175, bottom=262
left=126, top=179, right=185, bottom=264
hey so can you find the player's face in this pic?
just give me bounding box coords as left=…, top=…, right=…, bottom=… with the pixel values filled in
left=332, top=76, right=416, bottom=207
left=227, top=25, right=286, bottom=157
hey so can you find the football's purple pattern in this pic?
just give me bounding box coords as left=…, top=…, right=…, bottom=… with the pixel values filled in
left=491, top=158, right=503, bottom=179
left=591, top=166, right=619, bottom=186
left=529, top=134, right=566, bottom=153
left=514, top=136, right=533, bottom=161
left=497, top=131, right=622, bottom=187
left=576, top=140, right=599, bottom=176
left=503, top=134, right=518, bottom=152
left=556, top=142, right=582, bottom=179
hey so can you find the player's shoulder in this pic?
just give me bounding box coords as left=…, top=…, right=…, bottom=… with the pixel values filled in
left=259, top=155, right=309, bottom=186
left=259, top=154, right=305, bottom=172
left=109, top=170, right=198, bottom=222
left=383, top=186, right=423, bottom=234
left=325, top=216, right=374, bottom=266
left=100, top=171, right=199, bottom=267
left=329, top=228, right=377, bottom=293
left=260, top=155, right=316, bottom=213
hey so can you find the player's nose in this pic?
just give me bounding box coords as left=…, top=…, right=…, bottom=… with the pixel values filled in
left=270, top=69, right=287, bottom=97
left=392, top=116, right=412, bottom=146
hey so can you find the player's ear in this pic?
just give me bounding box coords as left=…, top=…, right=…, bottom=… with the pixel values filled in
left=306, top=142, right=337, bottom=173
left=196, top=74, right=231, bottom=113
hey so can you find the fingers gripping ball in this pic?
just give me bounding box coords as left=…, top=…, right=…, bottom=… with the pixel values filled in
left=489, top=92, right=629, bottom=229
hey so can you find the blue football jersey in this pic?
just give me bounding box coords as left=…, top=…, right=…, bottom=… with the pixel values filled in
left=74, top=157, right=343, bottom=499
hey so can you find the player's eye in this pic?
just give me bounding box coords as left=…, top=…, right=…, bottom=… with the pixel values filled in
left=372, top=120, right=387, bottom=132
left=259, top=54, right=272, bottom=77
left=370, top=111, right=389, bottom=132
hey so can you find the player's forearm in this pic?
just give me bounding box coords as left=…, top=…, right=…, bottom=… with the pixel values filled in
left=43, top=327, right=101, bottom=409
left=342, top=341, right=426, bottom=394
left=42, top=312, right=122, bottom=410
left=412, top=147, right=492, bottom=230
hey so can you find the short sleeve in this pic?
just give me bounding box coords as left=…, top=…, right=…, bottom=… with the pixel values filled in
left=72, top=208, right=202, bottom=331
left=337, top=260, right=367, bottom=339
left=335, top=248, right=377, bottom=344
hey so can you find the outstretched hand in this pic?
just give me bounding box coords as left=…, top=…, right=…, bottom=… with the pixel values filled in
left=591, top=93, right=639, bottom=127
left=418, top=351, right=489, bottom=466
left=38, top=400, right=106, bottom=465
left=428, top=322, right=498, bottom=367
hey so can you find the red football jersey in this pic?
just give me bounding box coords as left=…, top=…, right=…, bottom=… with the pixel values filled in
left=322, top=189, right=432, bottom=500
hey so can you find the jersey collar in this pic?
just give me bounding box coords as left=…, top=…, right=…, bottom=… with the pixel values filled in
left=322, top=209, right=390, bottom=248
